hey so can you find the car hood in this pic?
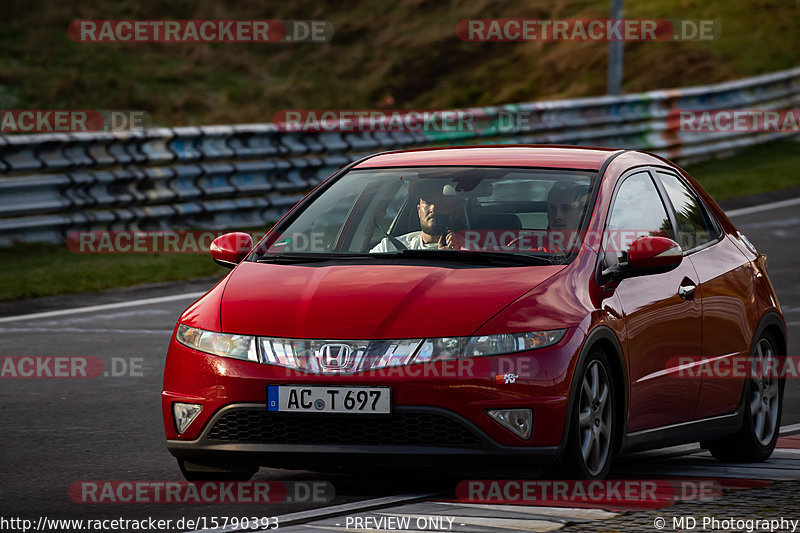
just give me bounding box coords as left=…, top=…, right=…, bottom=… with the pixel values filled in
left=219, top=261, right=564, bottom=339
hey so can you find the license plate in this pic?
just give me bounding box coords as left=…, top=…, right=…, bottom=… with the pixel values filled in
left=267, top=385, right=391, bottom=414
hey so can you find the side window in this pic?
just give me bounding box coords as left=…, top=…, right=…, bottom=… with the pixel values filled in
left=656, top=171, right=718, bottom=251
left=605, top=172, right=675, bottom=266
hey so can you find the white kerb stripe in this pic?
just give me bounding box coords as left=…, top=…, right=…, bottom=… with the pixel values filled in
left=780, top=423, right=800, bottom=436
left=0, top=292, right=206, bottom=324
left=726, top=197, right=800, bottom=218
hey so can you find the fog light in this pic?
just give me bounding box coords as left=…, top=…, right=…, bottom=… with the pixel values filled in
left=487, top=408, right=532, bottom=440
left=173, top=403, right=202, bottom=434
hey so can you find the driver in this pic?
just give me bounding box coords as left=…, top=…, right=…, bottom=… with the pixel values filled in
left=371, top=181, right=458, bottom=252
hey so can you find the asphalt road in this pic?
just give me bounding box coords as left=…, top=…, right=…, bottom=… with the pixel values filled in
left=0, top=200, right=797, bottom=530
left=732, top=201, right=800, bottom=422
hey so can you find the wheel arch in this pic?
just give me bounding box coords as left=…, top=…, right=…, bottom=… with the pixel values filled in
left=756, top=311, right=788, bottom=357
left=557, top=326, right=628, bottom=460
left=728, top=310, right=788, bottom=432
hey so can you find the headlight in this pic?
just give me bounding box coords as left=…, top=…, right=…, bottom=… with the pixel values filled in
left=176, top=324, right=258, bottom=362
left=416, top=330, right=567, bottom=362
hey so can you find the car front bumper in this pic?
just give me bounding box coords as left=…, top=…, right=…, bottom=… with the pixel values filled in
left=162, top=329, right=584, bottom=466
left=166, top=403, right=563, bottom=468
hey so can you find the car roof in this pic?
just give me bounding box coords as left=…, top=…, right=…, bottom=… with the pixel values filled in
left=352, top=145, right=625, bottom=171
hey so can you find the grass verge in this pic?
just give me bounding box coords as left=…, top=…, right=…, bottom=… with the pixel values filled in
left=681, top=139, right=800, bottom=201
left=1, top=1, right=797, bottom=124
left=1, top=138, right=798, bottom=302
left=0, top=245, right=226, bottom=302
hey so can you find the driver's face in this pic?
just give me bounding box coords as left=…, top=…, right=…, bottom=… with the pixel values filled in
left=547, top=191, right=584, bottom=231
left=418, top=196, right=456, bottom=235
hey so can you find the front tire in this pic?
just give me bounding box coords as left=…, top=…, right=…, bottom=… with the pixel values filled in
left=559, top=349, right=616, bottom=479
left=706, top=334, right=783, bottom=462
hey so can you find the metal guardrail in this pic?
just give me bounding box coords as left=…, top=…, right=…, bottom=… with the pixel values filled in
left=1, top=67, right=799, bottom=245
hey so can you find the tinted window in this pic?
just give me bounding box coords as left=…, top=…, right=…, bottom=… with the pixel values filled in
left=657, top=171, right=718, bottom=251
left=605, top=172, right=675, bottom=266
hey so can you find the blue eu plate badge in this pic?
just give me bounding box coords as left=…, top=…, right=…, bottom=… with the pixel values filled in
left=267, top=385, right=279, bottom=412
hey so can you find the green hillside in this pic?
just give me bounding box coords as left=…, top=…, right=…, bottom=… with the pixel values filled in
left=1, top=0, right=797, bottom=126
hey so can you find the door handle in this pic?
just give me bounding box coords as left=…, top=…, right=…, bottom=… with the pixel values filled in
left=678, top=278, right=697, bottom=300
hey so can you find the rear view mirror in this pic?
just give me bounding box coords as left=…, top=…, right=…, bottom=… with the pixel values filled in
left=210, top=232, right=253, bottom=268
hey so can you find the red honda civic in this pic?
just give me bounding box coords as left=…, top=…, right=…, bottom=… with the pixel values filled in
left=162, top=145, right=786, bottom=480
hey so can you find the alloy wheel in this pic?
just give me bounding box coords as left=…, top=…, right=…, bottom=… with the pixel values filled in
left=578, top=360, right=613, bottom=476
left=750, top=338, right=780, bottom=446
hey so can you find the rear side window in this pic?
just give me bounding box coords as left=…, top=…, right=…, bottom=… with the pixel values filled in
left=605, top=172, right=675, bottom=266
left=656, top=171, right=718, bottom=251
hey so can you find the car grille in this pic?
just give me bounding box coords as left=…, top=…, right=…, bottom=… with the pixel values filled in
left=206, top=409, right=485, bottom=448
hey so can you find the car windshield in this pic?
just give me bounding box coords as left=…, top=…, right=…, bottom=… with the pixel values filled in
left=253, top=166, right=597, bottom=265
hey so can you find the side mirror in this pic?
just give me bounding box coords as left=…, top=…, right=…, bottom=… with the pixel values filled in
left=627, top=235, right=683, bottom=270
left=602, top=235, right=682, bottom=282
left=210, top=232, right=253, bottom=268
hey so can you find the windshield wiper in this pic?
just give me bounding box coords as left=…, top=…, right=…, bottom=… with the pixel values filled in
left=379, top=249, right=554, bottom=266
left=256, top=253, right=376, bottom=264
left=257, top=250, right=554, bottom=266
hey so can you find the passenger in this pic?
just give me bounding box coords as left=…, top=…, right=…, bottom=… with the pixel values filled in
left=547, top=182, right=589, bottom=231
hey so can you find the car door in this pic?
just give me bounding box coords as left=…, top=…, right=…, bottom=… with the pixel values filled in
left=654, top=170, right=754, bottom=418
left=603, top=170, right=703, bottom=432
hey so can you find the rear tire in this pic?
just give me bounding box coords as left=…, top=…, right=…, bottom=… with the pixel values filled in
left=557, top=349, right=616, bottom=479
left=706, top=333, right=783, bottom=462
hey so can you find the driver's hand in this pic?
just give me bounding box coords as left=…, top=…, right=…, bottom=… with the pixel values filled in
left=438, top=230, right=454, bottom=249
